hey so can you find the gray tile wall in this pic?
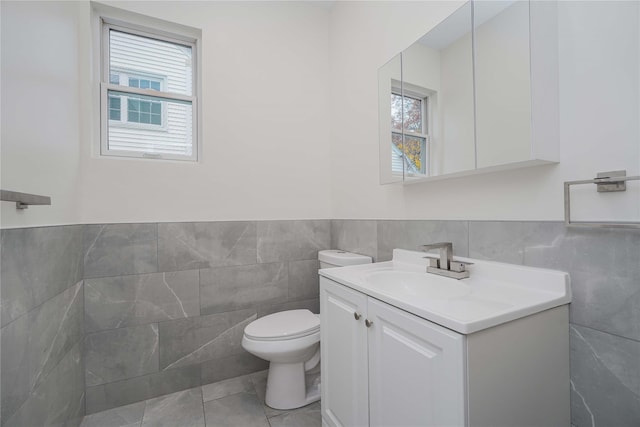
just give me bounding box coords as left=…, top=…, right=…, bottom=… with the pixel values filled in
left=81, top=220, right=329, bottom=414
left=4, top=219, right=635, bottom=425
left=331, top=219, right=640, bottom=426
left=0, top=225, right=85, bottom=427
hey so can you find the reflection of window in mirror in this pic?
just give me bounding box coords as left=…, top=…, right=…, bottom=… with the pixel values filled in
left=390, top=84, right=431, bottom=177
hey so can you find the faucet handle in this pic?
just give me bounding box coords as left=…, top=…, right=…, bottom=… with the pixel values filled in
left=449, top=260, right=473, bottom=273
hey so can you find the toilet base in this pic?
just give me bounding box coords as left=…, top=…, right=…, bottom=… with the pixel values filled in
left=265, top=362, right=321, bottom=410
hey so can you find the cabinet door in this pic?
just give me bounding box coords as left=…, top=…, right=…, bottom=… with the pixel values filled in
left=320, top=278, right=369, bottom=427
left=367, top=298, right=466, bottom=427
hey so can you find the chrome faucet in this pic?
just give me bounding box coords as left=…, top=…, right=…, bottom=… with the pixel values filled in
left=419, top=242, right=472, bottom=280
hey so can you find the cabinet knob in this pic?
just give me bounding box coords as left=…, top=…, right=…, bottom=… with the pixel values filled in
left=354, top=312, right=362, bottom=320
left=365, top=319, right=373, bottom=328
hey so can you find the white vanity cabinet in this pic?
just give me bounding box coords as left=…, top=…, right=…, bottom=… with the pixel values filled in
left=320, top=276, right=570, bottom=427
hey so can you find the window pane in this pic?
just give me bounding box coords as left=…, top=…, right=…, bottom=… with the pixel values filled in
left=110, top=29, right=192, bottom=96
left=126, top=97, right=162, bottom=125
left=390, top=133, right=427, bottom=175
left=403, top=135, right=427, bottom=174
left=128, top=98, right=140, bottom=112
left=110, top=74, right=120, bottom=84
left=108, top=94, right=121, bottom=121
left=108, top=90, right=192, bottom=156
left=403, top=96, right=422, bottom=132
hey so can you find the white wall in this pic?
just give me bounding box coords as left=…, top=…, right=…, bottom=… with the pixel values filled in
left=1, top=1, right=83, bottom=227
left=78, top=1, right=332, bottom=224
left=329, top=0, right=640, bottom=222
left=2, top=1, right=639, bottom=227
left=1, top=0, right=332, bottom=227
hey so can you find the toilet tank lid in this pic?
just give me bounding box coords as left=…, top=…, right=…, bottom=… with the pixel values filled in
left=244, top=309, right=320, bottom=340
left=318, top=250, right=372, bottom=266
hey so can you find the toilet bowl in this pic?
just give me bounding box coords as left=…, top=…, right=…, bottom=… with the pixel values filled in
left=242, top=309, right=321, bottom=410
left=241, top=250, right=372, bottom=410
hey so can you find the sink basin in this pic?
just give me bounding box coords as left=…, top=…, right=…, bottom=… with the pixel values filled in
left=365, top=271, right=472, bottom=300
left=319, top=249, right=571, bottom=334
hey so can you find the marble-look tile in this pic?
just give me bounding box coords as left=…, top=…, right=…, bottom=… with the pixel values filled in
left=85, top=364, right=201, bottom=415
left=257, top=298, right=320, bottom=318
left=1, top=313, right=30, bottom=423
left=570, top=324, right=640, bottom=426
left=3, top=342, right=85, bottom=427
left=469, top=221, right=541, bottom=264
left=200, top=352, right=268, bottom=385
left=288, top=260, right=320, bottom=301
left=524, top=226, right=640, bottom=277
left=157, top=222, right=257, bottom=272
left=203, top=391, right=269, bottom=427
left=85, top=323, right=159, bottom=387
left=256, top=220, right=330, bottom=263
left=202, top=374, right=254, bottom=402
left=29, top=282, right=83, bottom=390
left=80, top=401, right=145, bottom=427
left=1, top=225, right=83, bottom=326
left=84, top=223, right=158, bottom=279
left=1, top=282, right=83, bottom=424
left=569, top=271, right=640, bottom=343
left=85, top=270, right=199, bottom=333
left=330, top=219, right=378, bottom=261
left=141, top=388, right=205, bottom=427
left=66, top=391, right=86, bottom=427
left=159, top=309, right=256, bottom=370
left=376, top=220, right=469, bottom=262
left=469, top=222, right=640, bottom=341
left=200, top=263, right=288, bottom=315
left=267, top=401, right=322, bottom=427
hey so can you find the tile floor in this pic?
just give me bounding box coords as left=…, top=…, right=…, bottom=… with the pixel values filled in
left=80, top=370, right=321, bottom=427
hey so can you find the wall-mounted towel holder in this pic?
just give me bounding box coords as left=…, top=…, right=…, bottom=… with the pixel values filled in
left=0, top=190, right=51, bottom=210
left=564, top=170, right=640, bottom=229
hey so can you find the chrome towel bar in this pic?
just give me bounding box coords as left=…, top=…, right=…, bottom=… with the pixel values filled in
left=564, top=170, right=640, bottom=229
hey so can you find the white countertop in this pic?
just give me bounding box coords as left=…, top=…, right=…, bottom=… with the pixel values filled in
left=319, top=249, right=571, bottom=334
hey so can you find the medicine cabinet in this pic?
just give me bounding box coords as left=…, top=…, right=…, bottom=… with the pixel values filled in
left=379, top=0, right=559, bottom=184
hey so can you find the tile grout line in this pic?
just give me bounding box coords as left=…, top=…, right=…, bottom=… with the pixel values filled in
left=200, top=386, right=207, bottom=427
left=570, top=321, right=640, bottom=345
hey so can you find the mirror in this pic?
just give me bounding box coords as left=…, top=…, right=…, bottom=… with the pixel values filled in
left=379, top=3, right=474, bottom=183
left=379, top=0, right=558, bottom=184
left=474, top=1, right=531, bottom=169
left=378, top=54, right=403, bottom=184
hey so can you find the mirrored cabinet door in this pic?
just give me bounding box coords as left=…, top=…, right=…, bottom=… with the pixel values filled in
left=412, top=1, right=474, bottom=179
left=378, top=54, right=403, bottom=184
left=474, top=0, right=532, bottom=169
left=378, top=3, right=474, bottom=183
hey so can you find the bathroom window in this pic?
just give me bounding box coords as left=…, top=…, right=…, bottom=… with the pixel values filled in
left=391, top=90, right=429, bottom=176
left=100, top=20, right=198, bottom=161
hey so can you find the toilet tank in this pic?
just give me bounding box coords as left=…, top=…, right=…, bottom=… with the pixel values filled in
left=318, top=250, right=372, bottom=269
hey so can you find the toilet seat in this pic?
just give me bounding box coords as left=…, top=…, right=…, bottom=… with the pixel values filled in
left=244, top=309, right=320, bottom=341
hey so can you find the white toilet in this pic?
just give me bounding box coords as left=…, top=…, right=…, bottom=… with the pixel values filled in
left=241, top=250, right=372, bottom=410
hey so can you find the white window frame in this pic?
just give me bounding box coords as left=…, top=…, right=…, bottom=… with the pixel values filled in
left=100, top=19, right=198, bottom=161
